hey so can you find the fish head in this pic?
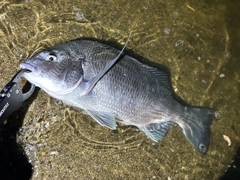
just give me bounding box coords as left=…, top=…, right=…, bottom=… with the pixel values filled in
left=20, top=47, right=84, bottom=96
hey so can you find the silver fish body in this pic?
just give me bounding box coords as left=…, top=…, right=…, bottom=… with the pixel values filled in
left=20, top=39, right=215, bottom=155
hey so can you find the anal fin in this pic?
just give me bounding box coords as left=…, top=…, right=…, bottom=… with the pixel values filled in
left=139, top=121, right=173, bottom=142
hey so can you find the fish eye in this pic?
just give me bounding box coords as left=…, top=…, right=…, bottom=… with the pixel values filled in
left=46, top=53, right=57, bottom=61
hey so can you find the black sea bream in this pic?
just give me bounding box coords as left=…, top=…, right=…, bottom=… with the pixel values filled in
left=20, top=37, right=215, bottom=155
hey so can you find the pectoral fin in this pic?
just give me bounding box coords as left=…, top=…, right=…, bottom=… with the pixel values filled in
left=82, top=32, right=132, bottom=95
left=85, top=109, right=117, bottom=130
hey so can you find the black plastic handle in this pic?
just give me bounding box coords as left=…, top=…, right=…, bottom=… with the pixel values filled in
left=0, top=69, right=35, bottom=123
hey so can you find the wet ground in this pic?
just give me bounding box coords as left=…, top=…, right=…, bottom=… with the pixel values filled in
left=0, top=0, right=240, bottom=179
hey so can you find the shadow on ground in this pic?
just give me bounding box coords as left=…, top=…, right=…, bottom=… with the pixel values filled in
left=0, top=83, right=39, bottom=180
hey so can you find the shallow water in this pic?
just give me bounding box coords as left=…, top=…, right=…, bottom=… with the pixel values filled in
left=0, top=0, right=240, bottom=179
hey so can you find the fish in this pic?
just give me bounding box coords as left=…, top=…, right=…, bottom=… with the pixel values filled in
left=20, top=36, right=215, bottom=155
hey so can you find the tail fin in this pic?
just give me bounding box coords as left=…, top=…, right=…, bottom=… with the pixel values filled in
left=180, top=107, right=215, bottom=155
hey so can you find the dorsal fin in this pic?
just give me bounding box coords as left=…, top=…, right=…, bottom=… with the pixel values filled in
left=143, top=65, right=171, bottom=88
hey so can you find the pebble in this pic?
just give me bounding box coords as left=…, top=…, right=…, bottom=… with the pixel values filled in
left=224, top=51, right=231, bottom=59
left=215, top=111, right=221, bottom=120
left=75, top=12, right=85, bottom=21
left=223, top=135, right=231, bottom=147
left=142, top=5, right=148, bottom=10
left=164, top=28, right=171, bottom=35
left=175, top=39, right=184, bottom=47
left=219, top=73, right=225, bottom=78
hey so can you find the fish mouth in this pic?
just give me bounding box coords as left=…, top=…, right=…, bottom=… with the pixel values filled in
left=20, top=62, right=38, bottom=72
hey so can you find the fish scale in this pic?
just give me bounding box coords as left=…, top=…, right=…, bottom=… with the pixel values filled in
left=20, top=39, right=215, bottom=155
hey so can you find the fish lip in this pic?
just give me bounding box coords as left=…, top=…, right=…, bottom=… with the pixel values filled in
left=20, top=62, right=38, bottom=72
